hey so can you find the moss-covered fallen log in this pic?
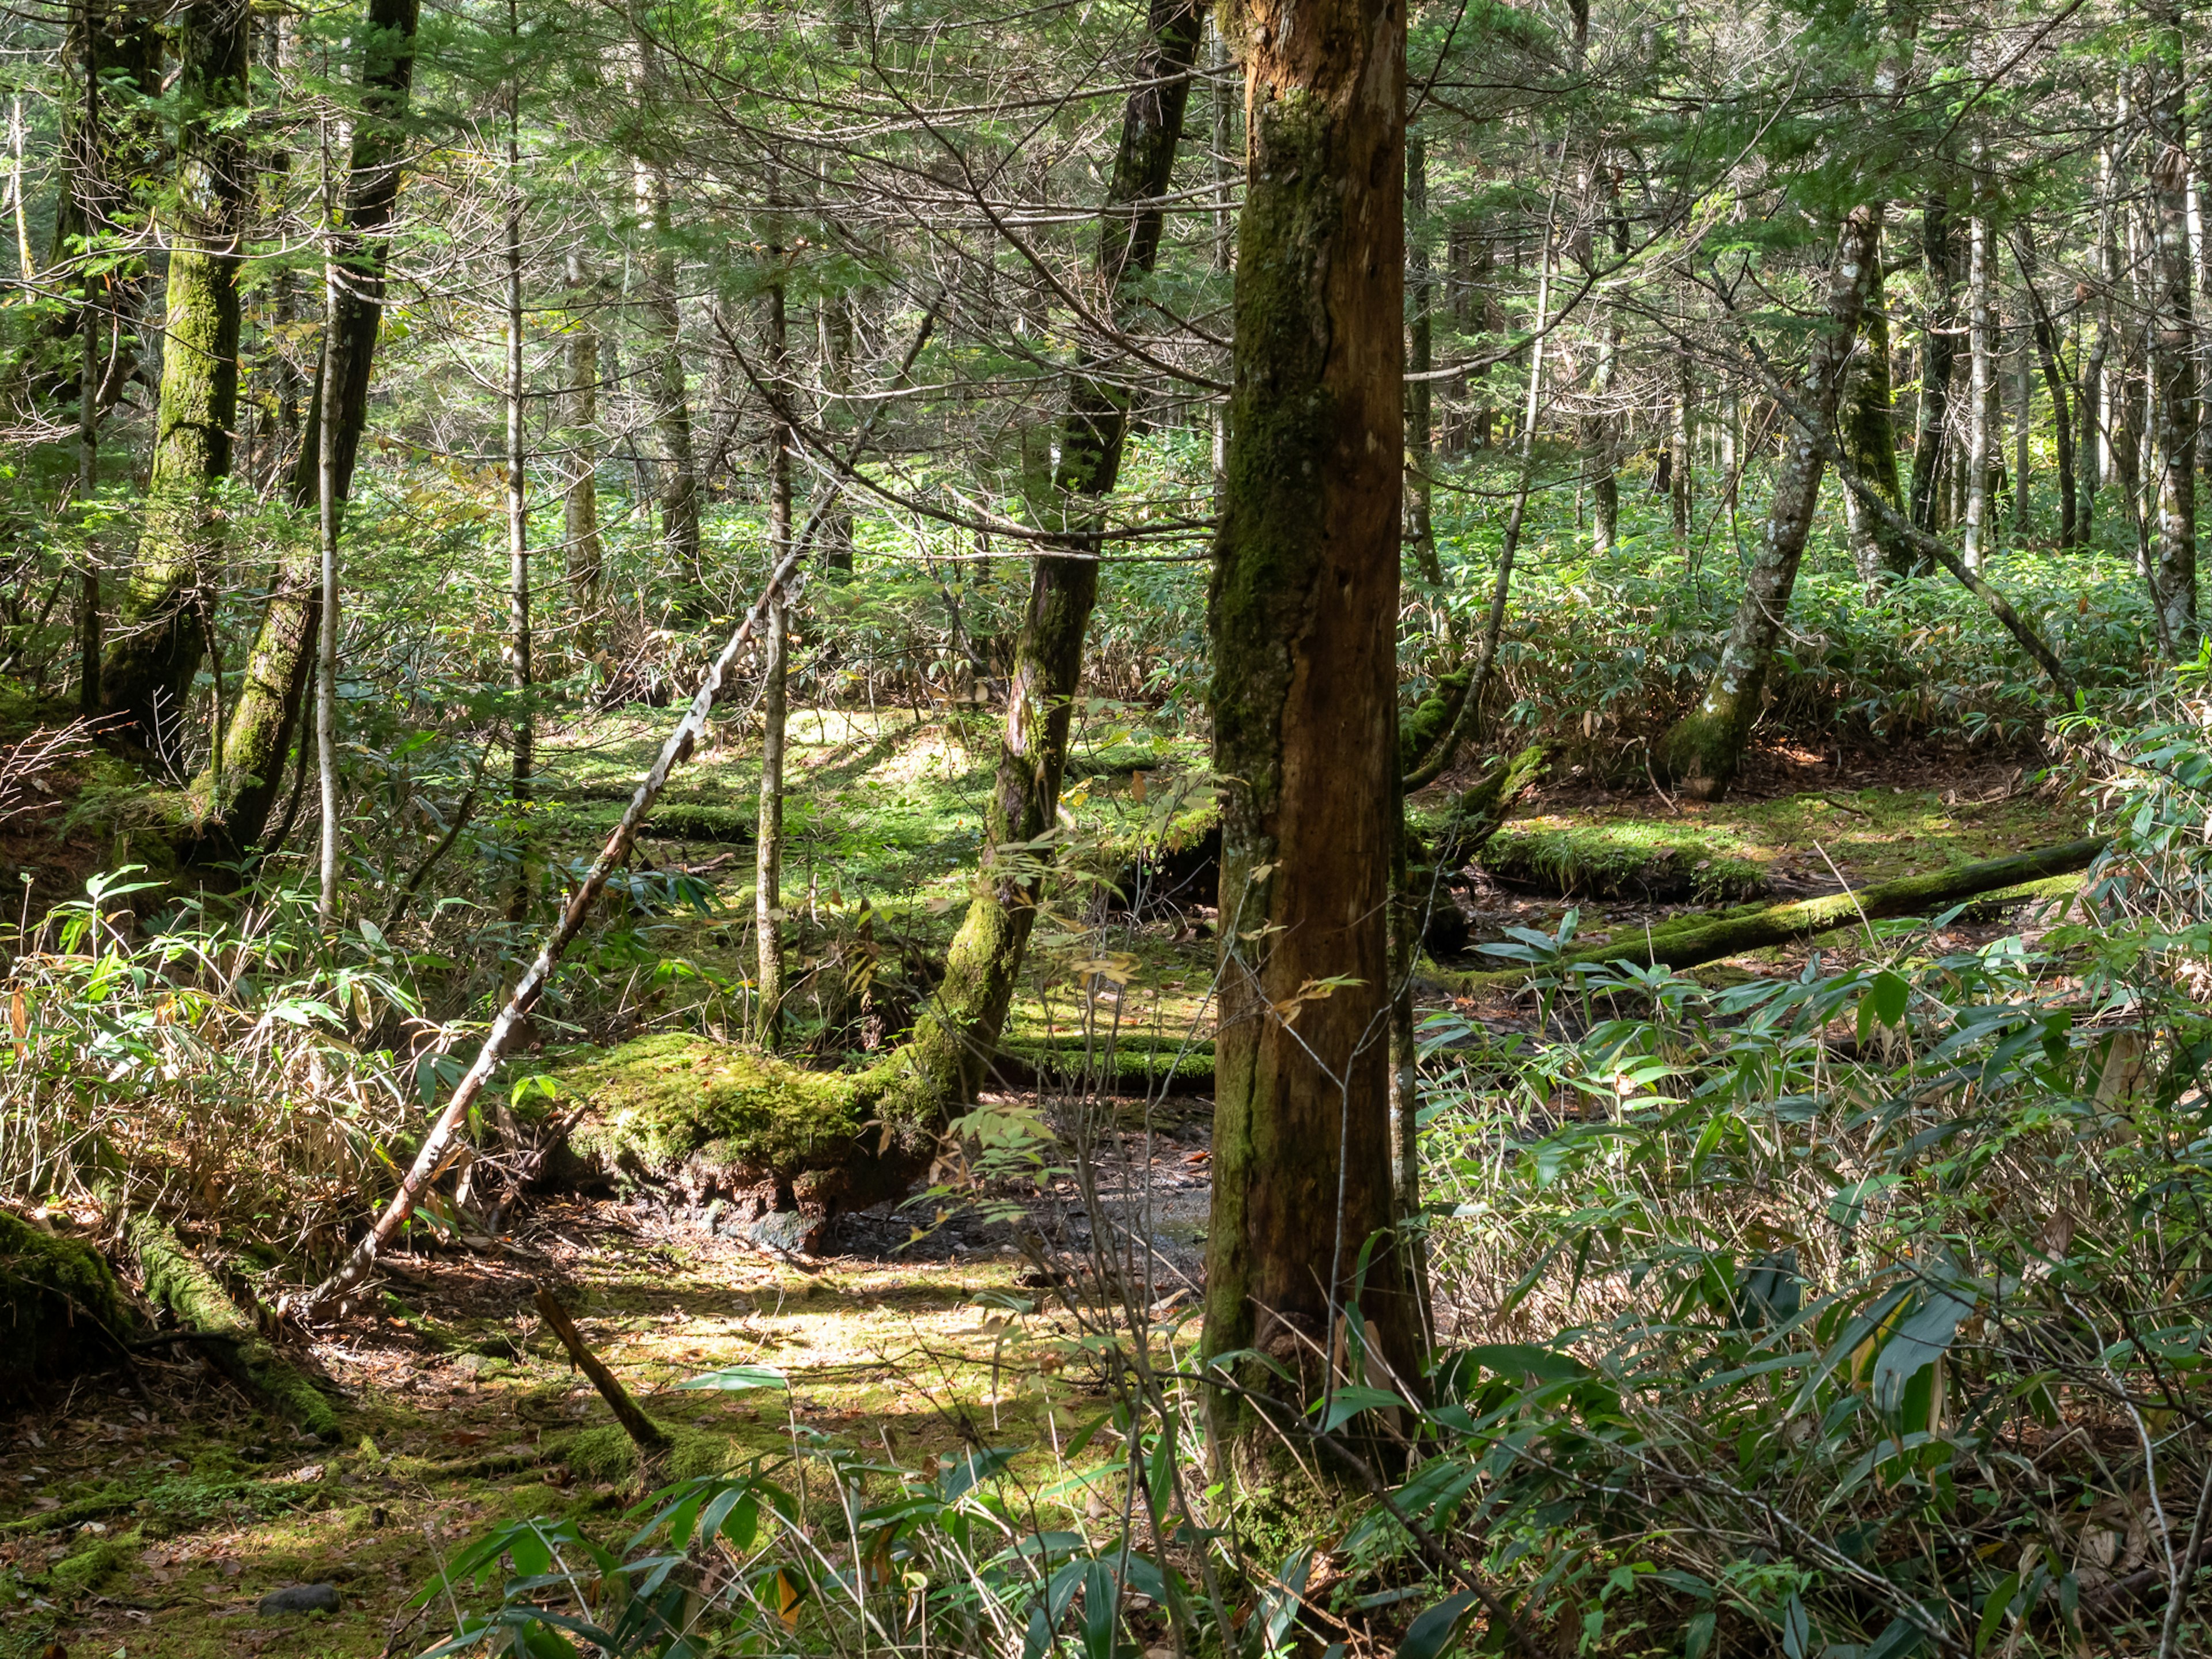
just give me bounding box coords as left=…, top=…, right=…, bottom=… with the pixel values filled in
left=1, top=1213, right=136, bottom=1404
left=1427, top=837, right=2106, bottom=993
left=124, top=1213, right=340, bottom=1441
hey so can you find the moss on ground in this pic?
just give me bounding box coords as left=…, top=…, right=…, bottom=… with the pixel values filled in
left=1481, top=818, right=1770, bottom=902
left=0, top=1214, right=132, bottom=1403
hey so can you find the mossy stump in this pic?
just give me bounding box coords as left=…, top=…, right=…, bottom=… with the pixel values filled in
left=548, top=1033, right=937, bottom=1247
left=0, top=1213, right=134, bottom=1403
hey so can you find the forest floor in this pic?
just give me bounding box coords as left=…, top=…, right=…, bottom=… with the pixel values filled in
left=0, top=721, right=2100, bottom=1657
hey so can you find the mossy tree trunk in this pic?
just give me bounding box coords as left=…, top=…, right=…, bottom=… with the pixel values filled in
left=889, top=0, right=1205, bottom=1120
left=1655, top=203, right=1884, bottom=800
left=99, top=0, right=252, bottom=757
left=1908, top=193, right=1956, bottom=533
left=192, top=0, right=421, bottom=851
left=1200, top=0, right=1419, bottom=1483
left=2014, top=229, right=2077, bottom=548
left=2146, top=2, right=2199, bottom=653
left=1837, top=224, right=1915, bottom=586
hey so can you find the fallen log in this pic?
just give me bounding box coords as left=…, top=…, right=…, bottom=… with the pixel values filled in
left=1426, top=837, right=2107, bottom=993
left=124, top=1211, right=340, bottom=1441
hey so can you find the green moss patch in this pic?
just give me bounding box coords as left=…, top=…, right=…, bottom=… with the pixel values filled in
left=546, top=1033, right=930, bottom=1215
left=1480, top=817, right=1770, bottom=903
left=0, top=1214, right=132, bottom=1403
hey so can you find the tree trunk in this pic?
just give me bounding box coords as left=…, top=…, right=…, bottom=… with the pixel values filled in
left=505, top=84, right=533, bottom=922
left=819, top=289, right=855, bottom=573
left=756, top=265, right=792, bottom=1050
left=1656, top=206, right=1884, bottom=798
left=1838, top=217, right=1912, bottom=585
left=1963, top=205, right=1993, bottom=569
left=1200, top=0, right=1418, bottom=1480
left=636, top=159, right=702, bottom=600
left=563, top=252, right=604, bottom=656
left=891, top=0, right=1205, bottom=1120
left=1908, top=194, right=1956, bottom=532
left=2147, top=2, right=2199, bottom=650
left=196, top=0, right=422, bottom=854
left=2013, top=230, right=2077, bottom=548
left=101, top=0, right=252, bottom=754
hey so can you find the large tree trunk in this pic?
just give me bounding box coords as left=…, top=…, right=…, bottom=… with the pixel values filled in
left=2147, top=2, right=2199, bottom=650
left=635, top=157, right=703, bottom=600
left=1838, top=222, right=1914, bottom=585
left=194, top=0, right=422, bottom=852
left=889, top=0, right=1205, bottom=1119
left=100, top=0, right=252, bottom=753
left=1655, top=206, right=1885, bottom=798
left=1908, top=194, right=1956, bottom=532
left=1200, top=0, right=1419, bottom=1480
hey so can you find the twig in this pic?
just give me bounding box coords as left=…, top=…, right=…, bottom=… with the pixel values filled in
left=532, top=1282, right=669, bottom=1459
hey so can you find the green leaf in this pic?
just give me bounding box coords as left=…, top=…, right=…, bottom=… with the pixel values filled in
left=1398, top=1591, right=1478, bottom=1659
left=675, top=1364, right=789, bottom=1392
left=1870, top=1286, right=1975, bottom=1412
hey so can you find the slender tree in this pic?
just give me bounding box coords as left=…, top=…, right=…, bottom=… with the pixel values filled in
left=2146, top=0, right=2198, bottom=649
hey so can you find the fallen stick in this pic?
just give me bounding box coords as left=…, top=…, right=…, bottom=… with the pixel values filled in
left=290, top=298, right=946, bottom=1321
left=1428, top=837, right=2107, bottom=993
left=532, top=1283, right=669, bottom=1460
left=125, top=1211, right=340, bottom=1441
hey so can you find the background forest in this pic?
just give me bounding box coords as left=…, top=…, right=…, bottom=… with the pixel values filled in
left=4, top=0, right=2212, bottom=1656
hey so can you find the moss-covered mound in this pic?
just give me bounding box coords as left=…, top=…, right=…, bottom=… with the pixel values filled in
left=0, top=1213, right=132, bottom=1402
left=1480, top=818, right=1769, bottom=903
left=550, top=1034, right=923, bottom=1220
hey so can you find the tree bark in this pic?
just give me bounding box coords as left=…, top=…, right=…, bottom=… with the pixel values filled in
left=100, top=0, right=252, bottom=754
left=1837, top=216, right=1913, bottom=585
left=1200, top=0, right=1418, bottom=1479
left=635, top=157, right=702, bottom=599
left=756, top=263, right=793, bottom=1050
left=563, top=252, right=604, bottom=656
left=196, top=0, right=422, bottom=854
left=1963, top=204, right=1993, bottom=569
left=1655, top=205, right=1885, bottom=798
left=505, top=74, right=533, bottom=922
left=1908, top=194, right=1956, bottom=532
left=891, top=0, right=1205, bottom=1119
left=2147, top=2, right=2199, bottom=651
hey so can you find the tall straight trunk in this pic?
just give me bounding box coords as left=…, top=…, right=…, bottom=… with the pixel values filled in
left=1406, top=128, right=1437, bottom=583
left=78, top=247, right=101, bottom=717
left=1668, top=365, right=1692, bottom=550
left=505, top=76, right=532, bottom=920
left=2014, top=230, right=2077, bottom=548
left=819, top=289, right=855, bottom=573
left=1200, top=0, right=1417, bottom=1478
left=892, top=0, right=1204, bottom=1122
left=562, top=251, right=604, bottom=654
left=2147, top=2, right=2199, bottom=650
left=1839, top=219, right=1913, bottom=584
left=200, top=0, right=422, bottom=855
left=315, top=252, right=341, bottom=926
left=1656, top=206, right=1884, bottom=798
left=1210, top=16, right=1234, bottom=502
left=2011, top=333, right=2032, bottom=537
left=1908, top=194, right=1957, bottom=531
left=1964, top=206, right=1993, bottom=569
left=756, top=265, right=792, bottom=1050
left=635, top=158, right=702, bottom=597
